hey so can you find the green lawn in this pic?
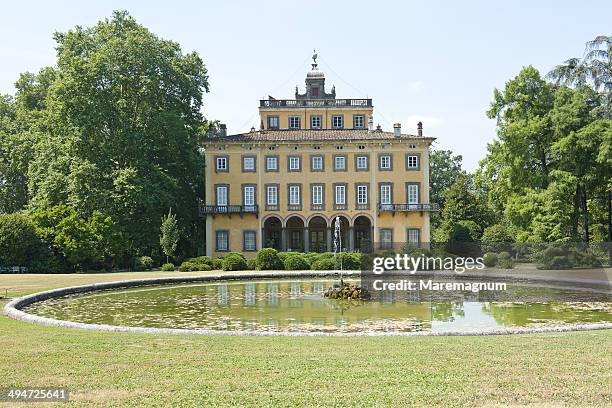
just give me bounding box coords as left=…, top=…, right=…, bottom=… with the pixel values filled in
left=1, top=272, right=611, bottom=407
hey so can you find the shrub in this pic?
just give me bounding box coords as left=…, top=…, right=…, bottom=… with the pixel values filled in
left=0, top=213, right=50, bottom=272
left=178, top=262, right=211, bottom=272
left=211, top=258, right=224, bottom=270
left=282, top=253, right=310, bottom=270
left=246, top=258, right=257, bottom=270
left=335, top=252, right=362, bottom=270
left=482, top=252, right=498, bottom=267
left=481, top=223, right=516, bottom=254
left=497, top=251, right=514, bottom=269
left=187, top=256, right=212, bottom=267
left=311, top=257, right=336, bottom=270
left=161, top=262, right=175, bottom=271
left=135, top=256, right=154, bottom=271
left=256, top=248, right=283, bottom=270
left=548, top=256, right=573, bottom=270
left=222, top=253, right=247, bottom=271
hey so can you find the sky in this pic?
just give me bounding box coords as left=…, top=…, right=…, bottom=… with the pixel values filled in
left=1, top=1, right=610, bottom=171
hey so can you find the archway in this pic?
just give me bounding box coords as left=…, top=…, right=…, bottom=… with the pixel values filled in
left=353, top=215, right=373, bottom=252
left=308, top=216, right=327, bottom=253
left=285, top=216, right=305, bottom=252
left=263, top=216, right=282, bottom=250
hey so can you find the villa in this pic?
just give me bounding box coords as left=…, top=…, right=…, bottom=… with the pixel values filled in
left=201, top=55, right=438, bottom=257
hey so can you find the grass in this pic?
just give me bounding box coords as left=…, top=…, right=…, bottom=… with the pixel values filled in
left=0, top=272, right=611, bottom=407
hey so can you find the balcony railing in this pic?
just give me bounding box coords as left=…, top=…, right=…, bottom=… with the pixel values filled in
left=378, top=203, right=440, bottom=212
left=199, top=204, right=259, bottom=217
left=260, top=99, right=372, bottom=108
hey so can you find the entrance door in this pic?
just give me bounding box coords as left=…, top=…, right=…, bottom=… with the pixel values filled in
left=310, top=230, right=325, bottom=253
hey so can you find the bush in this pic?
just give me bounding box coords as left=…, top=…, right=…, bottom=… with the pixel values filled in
left=481, top=223, right=516, bottom=254
left=482, top=252, right=498, bottom=267
left=0, top=213, right=50, bottom=272
left=335, top=252, right=362, bottom=270
left=311, top=257, right=336, bottom=270
left=246, top=258, right=257, bottom=270
left=135, top=256, right=154, bottom=271
left=282, top=253, right=310, bottom=270
left=161, top=262, right=175, bottom=271
left=178, top=262, right=211, bottom=272
left=256, top=248, right=283, bottom=270
left=222, top=253, right=247, bottom=271
left=211, top=258, right=224, bottom=270
left=548, top=256, right=573, bottom=270
left=186, top=256, right=212, bottom=267
left=497, top=251, right=514, bottom=269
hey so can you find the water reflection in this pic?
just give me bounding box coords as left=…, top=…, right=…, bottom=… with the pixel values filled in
left=23, top=278, right=612, bottom=333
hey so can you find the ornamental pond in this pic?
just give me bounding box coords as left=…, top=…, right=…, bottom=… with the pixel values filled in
left=22, top=277, right=612, bottom=334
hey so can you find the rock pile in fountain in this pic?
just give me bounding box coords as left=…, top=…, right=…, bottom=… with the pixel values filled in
left=323, top=282, right=370, bottom=300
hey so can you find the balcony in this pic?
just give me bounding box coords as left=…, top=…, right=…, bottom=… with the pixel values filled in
left=378, top=203, right=439, bottom=214
left=199, top=204, right=259, bottom=218
left=260, top=99, right=372, bottom=108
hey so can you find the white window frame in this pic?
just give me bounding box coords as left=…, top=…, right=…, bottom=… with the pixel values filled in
left=311, top=115, right=322, bottom=129
left=407, top=155, right=419, bottom=169
left=289, top=156, right=300, bottom=171
left=216, top=231, right=229, bottom=251
left=334, top=156, right=346, bottom=171
left=216, top=157, right=227, bottom=171
left=356, top=156, right=368, bottom=170
left=335, top=185, right=346, bottom=205
left=380, top=155, right=391, bottom=170
left=289, top=185, right=300, bottom=206
left=408, top=229, right=420, bottom=246
left=266, top=185, right=278, bottom=206
left=357, top=185, right=368, bottom=205
left=408, top=184, right=419, bottom=205
left=354, top=115, right=365, bottom=129
left=243, top=185, right=255, bottom=207
left=268, top=116, right=279, bottom=129
left=244, top=231, right=257, bottom=251
left=332, top=115, right=343, bottom=129
left=288, top=116, right=301, bottom=129
left=266, top=156, right=278, bottom=171
left=243, top=156, right=255, bottom=171
left=380, top=184, right=391, bottom=205
left=312, top=185, right=323, bottom=206
left=311, top=155, right=323, bottom=171
left=216, top=185, right=228, bottom=206
left=380, top=229, right=392, bottom=248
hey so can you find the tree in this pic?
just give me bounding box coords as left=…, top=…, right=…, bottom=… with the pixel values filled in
left=0, top=213, right=48, bottom=269
left=160, top=208, right=180, bottom=263
left=429, top=149, right=466, bottom=211
left=547, top=35, right=612, bottom=118
left=23, top=11, right=209, bottom=260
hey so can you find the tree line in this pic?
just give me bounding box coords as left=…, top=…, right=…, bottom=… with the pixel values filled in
left=0, top=11, right=210, bottom=271
left=431, top=35, right=611, bottom=246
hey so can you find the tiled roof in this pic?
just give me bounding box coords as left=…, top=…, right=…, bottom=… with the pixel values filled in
left=205, top=129, right=435, bottom=143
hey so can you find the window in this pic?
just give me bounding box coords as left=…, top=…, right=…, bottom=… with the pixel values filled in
left=215, top=156, right=228, bottom=172
left=407, top=229, right=420, bottom=246
left=288, top=156, right=301, bottom=171
left=266, top=184, right=278, bottom=208
left=311, top=184, right=323, bottom=208
left=357, top=184, right=368, bottom=206
left=289, top=185, right=301, bottom=208
left=215, top=185, right=228, bottom=206
left=267, top=116, right=279, bottom=129
left=356, top=155, right=368, bottom=171
left=332, top=115, right=344, bottom=129
left=311, top=87, right=319, bottom=97
left=311, top=155, right=323, bottom=171
left=334, top=184, right=346, bottom=207
left=243, top=231, right=257, bottom=251
left=266, top=156, right=278, bottom=171
left=380, top=184, right=392, bottom=208
left=334, top=155, right=346, bottom=171
left=379, top=154, right=392, bottom=170
left=353, top=115, right=365, bottom=129
left=243, top=185, right=255, bottom=209
left=216, top=230, right=229, bottom=251
left=242, top=156, right=255, bottom=172
left=289, top=116, right=301, bottom=129
left=380, top=229, right=393, bottom=249
left=407, top=183, right=419, bottom=206
left=311, top=115, right=322, bottom=129
left=406, top=154, right=419, bottom=170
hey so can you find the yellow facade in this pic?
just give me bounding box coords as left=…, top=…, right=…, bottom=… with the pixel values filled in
left=202, top=61, right=437, bottom=258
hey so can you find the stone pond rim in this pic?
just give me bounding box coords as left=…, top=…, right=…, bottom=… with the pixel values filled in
left=4, top=270, right=612, bottom=337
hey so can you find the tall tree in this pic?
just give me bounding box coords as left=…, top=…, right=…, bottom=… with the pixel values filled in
left=547, top=35, right=612, bottom=118
left=429, top=149, right=465, bottom=210
left=25, top=10, right=209, bottom=259
left=160, top=208, right=180, bottom=264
